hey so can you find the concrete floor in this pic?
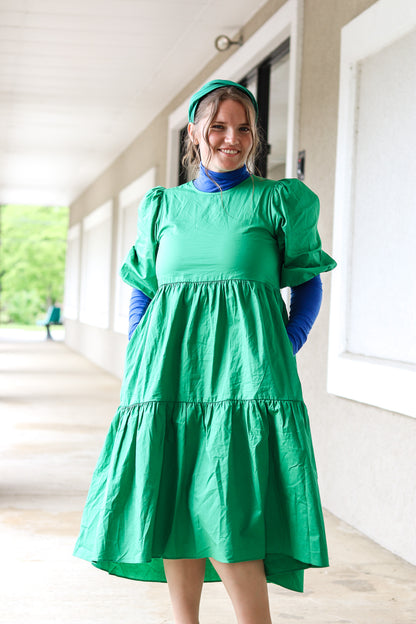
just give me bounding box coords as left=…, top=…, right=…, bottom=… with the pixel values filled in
left=0, top=332, right=415, bottom=624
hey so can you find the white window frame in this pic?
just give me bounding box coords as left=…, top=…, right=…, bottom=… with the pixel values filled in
left=114, top=168, right=157, bottom=334
left=63, top=223, right=81, bottom=320
left=79, top=200, right=113, bottom=329
left=327, top=0, right=416, bottom=418
left=166, top=0, right=303, bottom=188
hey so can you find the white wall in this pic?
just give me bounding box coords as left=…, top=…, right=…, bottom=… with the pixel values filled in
left=64, top=224, right=81, bottom=321
left=114, top=168, right=156, bottom=335
left=348, top=29, right=416, bottom=364
left=328, top=0, right=416, bottom=419
left=65, top=171, right=157, bottom=378
left=299, top=0, right=416, bottom=565
left=79, top=200, right=113, bottom=329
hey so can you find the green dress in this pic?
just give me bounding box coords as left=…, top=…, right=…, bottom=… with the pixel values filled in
left=73, top=176, right=336, bottom=592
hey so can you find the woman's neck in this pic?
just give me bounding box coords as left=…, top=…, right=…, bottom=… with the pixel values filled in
left=193, top=164, right=250, bottom=193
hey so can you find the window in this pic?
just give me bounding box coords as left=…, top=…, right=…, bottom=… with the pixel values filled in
left=241, top=38, right=290, bottom=179
left=328, top=0, right=416, bottom=418
left=79, top=201, right=112, bottom=329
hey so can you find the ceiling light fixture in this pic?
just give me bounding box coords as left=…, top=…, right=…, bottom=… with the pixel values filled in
left=214, top=34, right=243, bottom=52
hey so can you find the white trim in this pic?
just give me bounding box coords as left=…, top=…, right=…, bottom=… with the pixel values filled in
left=340, top=0, right=416, bottom=62
left=119, top=168, right=157, bottom=210
left=67, top=223, right=80, bottom=241
left=328, top=353, right=416, bottom=418
left=114, top=168, right=157, bottom=334
left=166, top=0, right=303, bottom=187
left=79, top=200, right=113, bottom=329
left=328, top=0, right=416, bottom=419
left=83, top=200, right=112, bottom=232
left=63, top=224, right=81, bottom=321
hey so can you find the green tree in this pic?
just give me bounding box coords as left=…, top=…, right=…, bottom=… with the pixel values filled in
left=0, top=204, right=69, bottom=324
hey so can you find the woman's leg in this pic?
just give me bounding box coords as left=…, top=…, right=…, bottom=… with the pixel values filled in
left=209, top=558, right=272, bottom=624
left=163, top=558, right=206, bottom=624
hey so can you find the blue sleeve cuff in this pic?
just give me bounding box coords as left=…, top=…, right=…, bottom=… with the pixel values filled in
left=128, top=288, right=151, bottom=340
left=286, top=275, right=323, bottom=354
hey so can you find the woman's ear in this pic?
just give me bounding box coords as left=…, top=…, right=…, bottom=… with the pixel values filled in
left=188, top=122, right=198, bottom=145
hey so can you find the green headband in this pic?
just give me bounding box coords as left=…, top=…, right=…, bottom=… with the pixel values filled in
left=188, top=79, right=259, bottom=123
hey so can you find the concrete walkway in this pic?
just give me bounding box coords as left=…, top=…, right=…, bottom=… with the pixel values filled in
left=1, top=334, right=415, bottom=624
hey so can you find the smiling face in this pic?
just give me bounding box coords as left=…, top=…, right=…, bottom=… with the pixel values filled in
left=189, top=99, right=254, bottom=173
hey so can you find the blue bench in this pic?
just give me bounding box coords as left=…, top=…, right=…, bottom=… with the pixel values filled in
left=37, top=306, right=62, bottom=340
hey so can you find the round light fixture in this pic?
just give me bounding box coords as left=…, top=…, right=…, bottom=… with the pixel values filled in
left=214, top=34, right=243, bottom=52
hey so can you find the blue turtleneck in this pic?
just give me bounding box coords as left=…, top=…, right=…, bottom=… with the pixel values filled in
left=193, top=164, right=250, bottom=192
left=128, top=169, right=323, bottom=354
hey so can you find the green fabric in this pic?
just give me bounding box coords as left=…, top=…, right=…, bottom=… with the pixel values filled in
left=74, top=176, right=336, bottom=593
left=188, top=79, right=259, bottom=122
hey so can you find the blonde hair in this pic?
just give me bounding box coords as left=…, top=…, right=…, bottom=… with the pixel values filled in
left=183, top=86, right=261, bottom=179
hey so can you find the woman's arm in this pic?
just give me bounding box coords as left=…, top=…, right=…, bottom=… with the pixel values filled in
left=128, top=288, right=151, bottom=339
left=286, top=275, right=323, bottom=354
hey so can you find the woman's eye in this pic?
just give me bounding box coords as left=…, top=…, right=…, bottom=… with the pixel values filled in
left=240, top=127, right=251, bottom=133
left=211, top=124, right=224, bottom=130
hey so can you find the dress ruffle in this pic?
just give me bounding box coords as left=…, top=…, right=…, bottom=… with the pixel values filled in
left=121, top=280, right=302, bottom=405
left=74, top=398, right=328, bottom=592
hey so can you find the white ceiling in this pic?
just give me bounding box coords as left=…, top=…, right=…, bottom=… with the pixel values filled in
left=0, top=0, right=267, bottom=206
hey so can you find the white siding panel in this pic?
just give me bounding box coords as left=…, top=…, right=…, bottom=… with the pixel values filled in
left=114, top=169, right=156, bottom=334
left=63, top=224, right=81, bottom=320
left=80, top=201, right=113, bottom=329
left=348, top=29, right=416, bottom=364
left=328, top=0, right=416, bottom=417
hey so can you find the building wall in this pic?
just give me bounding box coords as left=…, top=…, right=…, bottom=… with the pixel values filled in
left=65, top=0, right=416, bottom=565
left=65, top=113, right=170, bottom=377
left=295, top=0, right=416, bottom=565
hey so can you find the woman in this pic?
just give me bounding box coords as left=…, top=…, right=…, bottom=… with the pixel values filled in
left=74, top=79, right=336, bottom=624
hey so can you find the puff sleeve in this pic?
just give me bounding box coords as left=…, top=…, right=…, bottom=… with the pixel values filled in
left=275, top=179, right=336, bottom=288
left=119, top=186, right=164, bottom=298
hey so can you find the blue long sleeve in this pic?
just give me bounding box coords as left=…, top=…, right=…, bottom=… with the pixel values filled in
left=286, top=275, right=323, bottom=355
left=193, top=164, right=250, bottom=192
left=128, top=288, right=151, bottom=340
